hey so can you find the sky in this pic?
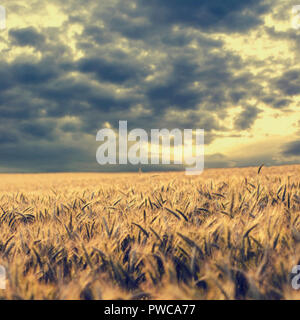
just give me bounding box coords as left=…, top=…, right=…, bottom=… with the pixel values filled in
left=0, top=0, right=300, bottom=172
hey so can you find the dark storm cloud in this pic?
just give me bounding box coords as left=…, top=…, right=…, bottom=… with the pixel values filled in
left=234, top=106, right=261, bottom=130
left=60, top=122, right=81, bottom=133
left=0, top=143, right=95, bottom=173
left=0, top=63, right=14, bottom=92
left=0, top=0, right=284, bottom=172
left=264, top=22, right=300, bottom=55
left=142, top=0, right=270, bottom=31
left=81, top=26, right=112, bottom=45
left=9, top=27, right=45, bottom=47
left=20, top=121, right=56, bottom=140
left=77, top=56, right=150, bottom=85
left=275, top=69, right=300, bottom=96
left=105, top=0, right=271, bottom=37
left=262, top=95, right=290, bottom=108
left=0, top=130, right=18, bottom=144
left=36, top=77, right=137, bottom=118
left=0, top=57, right=60, bottom=90
left=143, top=51, right=255, bottom=114
left=66, top=0, right=268, bottom=125
left=282, top=141, right=300, bottom=156
left=273, top=99, right=292, bottom=109
left=11, top=61, right=58, bottom=84
left=0, top=86, right=44, bottom=120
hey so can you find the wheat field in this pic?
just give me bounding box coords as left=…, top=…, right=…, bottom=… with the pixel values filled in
left=0, top=165, right=300, bottom=300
